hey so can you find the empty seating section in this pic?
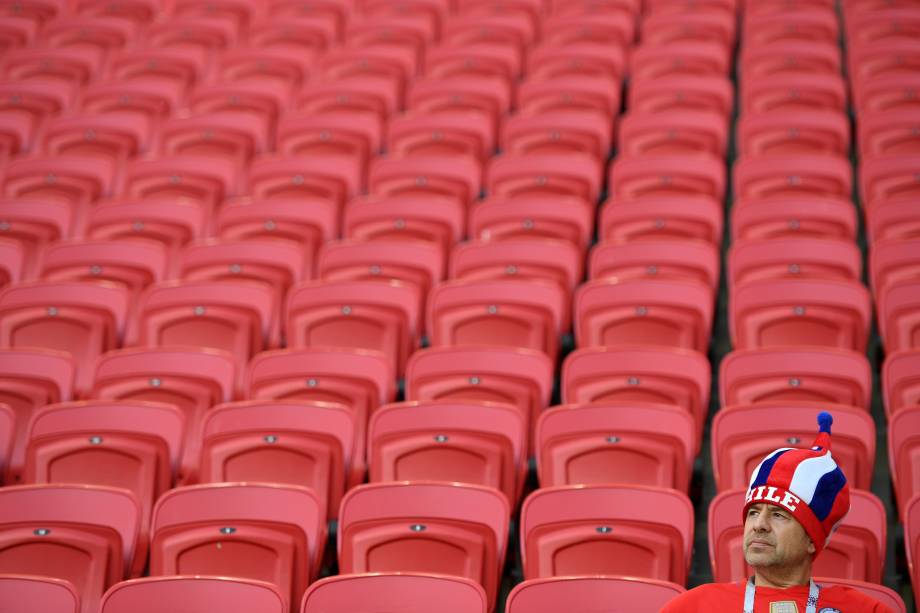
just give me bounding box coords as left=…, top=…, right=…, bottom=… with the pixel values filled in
left=0, top=0, right=915, bottom=610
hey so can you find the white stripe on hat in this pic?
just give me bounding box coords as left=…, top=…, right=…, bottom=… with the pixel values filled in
left=788, top=449, right=837, bottom=506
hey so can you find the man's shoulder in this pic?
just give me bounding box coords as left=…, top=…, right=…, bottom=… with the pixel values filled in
left=821, top=584, right=896, bottom=612
left=660, top=582, right=743, bottom=611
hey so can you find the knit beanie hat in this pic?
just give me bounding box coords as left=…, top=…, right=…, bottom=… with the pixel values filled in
left=742, top=411, right=851, bottom=556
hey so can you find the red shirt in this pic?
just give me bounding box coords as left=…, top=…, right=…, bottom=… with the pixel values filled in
left=660, top=581, right=895, bottom=613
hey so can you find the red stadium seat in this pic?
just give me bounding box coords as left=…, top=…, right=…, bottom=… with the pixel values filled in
left=506, top=576, right=685, bottom=613
left=527, top=42, right=625, bottom=83
left=737, top=110, right=849, bottom=157
left=860, top=155, right=920, bottom=211
left=297, top=78, right=398, bottom=126
left=320, top=47, right=416, bottom=103
left=740, top=41, right=841, bottom=79
left=248, top=156, right=361, bottom=209
left=2, top=48, right=102, bottom=86
left=618, top=110, right=727, bottom=157
left=574, top=279, right=714, bottom=353
left=171, top=0, right=258, bottom=33
left=188, top=81, right=289, bottom=136
left=0, top=575, right=79, bottom=613
left=889, top=406, right=920, bottom=517
left=628, top=75, right=733, bottom=116
left=743, top=0, right=833, bottom=15
left=731, top=196, right=857, bottom=243
left=502, top=112, right=611, bottom=161
left=450, top=239, right=582, bottom=296
left=729, top=279, right=871, bottom=351
left=734, top=155, right=851, bottom=201
left=870, top=238, right=920, bottom=296
left=425, top=44, right=520, bottom=86
left=277, top=112, right=382, bottom=178
left=0, top=17, right=36, bottom=52
left=710, top=488, right=886, bottom=583
left=728, top=237, right=862, bottom=288
left=40, top=16, right=134, bottom=58
left=812, top=578, right=907, bottom=613
left=0, top=402, right=12, bottom=481
left=720, top=347, right=871, bottom=409
left=631, top=42, right=729, bottom=81
left=109, top=48, right=207, bottom=93
left=442, top=14, right=534, bottom=58
left=858, top=110, right=920, bottom=157
left=548, top=0, right=640, bottom=16
left=743, top=10, right=838, bottom=46
left=85, top=200, right=206, bottom=259
left=101, top=577, right=286, bottom=613
left=0, top=484, right=140, bottom=613
left=150, top=483, right=325, bottom=610
left=600, top=195, right=723, bottom=245
left=146, top=17, right=238, bottom=54
left=159, top=113, right=268, bottom=177
left=906, top=492, right=920, bottom=606
left=267, top=0, right=351, bottom=34
left=646, top=0, right=736, bottom=14
left=387, top=112, right=494, bottom=162
left=252, top=15, right=334, bottom=54
left=407, top=77, right=511, bottom=135
left=42, top=113, right=152, bottom=165
left=79, top=79, right=182, bottom=124
left=2, top=0, right=66, bottom=23
left=470, top=196, right=594, bottom=251
left=520, top=485, right=694, bottom=584
left=487, top=153, right=602, bottom=204
left=347, top=17, right=432, bottom=63
left=129, top=280, right=274, bottom=363
left=879, top=280, right=920, bottom=352
left=122, top=156, right=236, bottom=220
left=23, top=400, right=183, bottom=575
left=368, top=400, right=526, bottom=504
left=541, top=13, right=634, bottom=47
left=642, top=11, right=735, bottom=50
left=0, top=199, right=73, bottom=277
left=3, top=156, right=115, bottom=211
left=517, top=77, right=620, bottom=119
left=868, top=200, right=920, bottom=245
left=590, top=240, right=720, bottom=291
left=343, top=195, right=465, bottom=260
left=302, top=573, right=487, bottom=613
left=0, top=80, right=73, bottom=137
left=883, top=349, right=920, bottom=417
left=855, top=75, right=920, bottom=115
left=427, top=279, right=566, bottom=357
left=0, top=238, right=22, bottom=286
left=741, top=73, right=847, bottom=114
left=337, top=482, right=509, bottom=611
left=849, top=41, right=920, bottom=93
left=710, top=402, right=876, bottom=492
left=845, top=6, right=920, bottom=46
left=74, top=0, right=160, bottom=25
left=535, top=402, right=695, bottom=492
left=561, top=346, right=710, bottom=445
left=609, top=155, right=725, bottom=201
left=39, top=240, right=167, bottom=300
left=369, top=156, right=481, bottom=209
left=0, top=281, right=128, bottom=394
left=286, top=280, right=419, bottom=376
left=199, top=400, right=355, bottom=519
left=362, top=0, right=448, bottom=37
left=405, top=345, right=553, bottom=438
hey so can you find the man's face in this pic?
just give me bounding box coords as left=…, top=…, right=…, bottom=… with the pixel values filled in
left=743, top=502, right=816, bottom=569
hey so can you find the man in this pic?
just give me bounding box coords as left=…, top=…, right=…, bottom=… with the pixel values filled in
left=661, top=412, right=895, bottom=612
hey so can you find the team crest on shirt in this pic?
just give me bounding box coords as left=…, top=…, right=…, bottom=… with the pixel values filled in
left=769, top=602, right=799, bottom=613
left=818, top=609, right=842, bottom=613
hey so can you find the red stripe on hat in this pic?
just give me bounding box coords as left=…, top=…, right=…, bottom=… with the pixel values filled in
left=764, top=447, right=815, bottom=487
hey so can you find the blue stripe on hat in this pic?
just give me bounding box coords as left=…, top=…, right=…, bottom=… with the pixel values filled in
left=808, top=467, right=847, bottom=521
left=751, top=448, right=792, bottom=488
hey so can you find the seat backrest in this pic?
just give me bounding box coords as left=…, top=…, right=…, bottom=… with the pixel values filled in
left=38, top=239, right=168, bottom=298
left=728, top=237, right=862, bottom=288
left=905, top=493, right=920, bottom=601
left=535, top=402, right=695, bottom=492
left=589, top=239, right=720, bottom=291
left=486, top=153, right=603, bottom=204
left=719, top=347, right=872, bottom=409
left=451, top=239, right=583, bottom=295
left=100, top=576, right=286, bottom=613
left=0, top=402, right=11, bottom=480
left=889, top=406, right=920, bottom=517
left=599, top=195, right=724, bottom=245
left=368, top=400, right=526, bottom=504
left=883, top=349, right=920, bottom=417
left=520, top=485, right=694, bottom=584
left=618, top=110, right=727, bottom=158
left=301, top=573, right=487, bottom=613
left=870, top=238, right=920, bottom=296
left=737, top=110, right=849, bottom=157
left=733, top=155, right=851, bottom=201
left=609, top=154, right=726, bottom=201
left=879, top=279, right=920, bottom=352
left=468, top=196, right=594, bottom=250
left=368, top=155, right=481, bottom=209
left=731, top=196, right=857, bottom=243
left=711, top=402, right=875, bottom=491
left=710, top=489, right=886, bottom=583
left=628, top=75, right=733, bottom=116
left=505, top=576, right=685, bottom=613
left=0, top=575, right=79, bottom=613
left=200, top=400, right=355, bottom=519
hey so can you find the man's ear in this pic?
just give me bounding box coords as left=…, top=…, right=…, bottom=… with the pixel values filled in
left=807, top=540, right=816, bottom=555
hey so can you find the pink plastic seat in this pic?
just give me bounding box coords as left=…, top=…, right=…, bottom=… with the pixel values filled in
left=743, top=9, right=838, bottom=46
left=526, top=42, right=625, bottom=83
left=0, top=484, right=140, bottom=613
left=469, top=196, right=594, bottom=251
left=811, top=578, right=907, bottom=613
left=79, top=79, right=183, bottom=124
left=189, top=81, right=289, bottom=135
left=427, top=279, right=566, bottom=357
left=199, top=400, right=355, bottom=520
left=108, top=47, right=207, bottom=93
left=487, top=153, right=603, bottom=204
left=520, top=485, right=694, bottom=584
left=710, top=488, right=886, bottom=583
left=0, top=238, right=22, bottom=286
left=506, top=576, right=685, bottom=613
left=740, top=41, right=841, bottom=79
left=248, top=156, right=361, bottom=209
left=42, top=113, right=152, bottom=165
left=0, top=80, right=73, bottom=140
left=609, top=155, right=725, bottom=201
left=129, top=280, right=274, bottom=364
left=338, top=482, right=509, bottom=611
left=150, top=483, right=325, bottom=611
left=855, top=75, right=920, bottom=114
left=369, top=156, right=481, bottom=210
left=858, top=110, right=920, bottom=157
left=302, top=573, right=487, bottom=613
left=320, top=47, right=416, bottom=104
left=645, top=0, right=736, bottom=15
left=171, top=0, right=259, bottom=33
left=860, top=155, right=920, bottom=211
left=883, top=349, right=920, bottom=417
left=450, top=239, right=582, bottom=298
left=850, top=41, right=920, bottom=94
left=731, top=196, right=857, bottom=242
left=642, top=11, right=735, bottom=50
left=405, top=345, right=554, bottom=439
left=743, top=0, right=833, bottom=15
left=535, top=402, right=695, bottom=492
left=0, top=281, right=128, bottom=394
left=387, top=111, right=494, bottom=162
left=590, top=240, right=720, bottom=291
left=618, top=110, right=727, bottom=157
left=728, top=237, right=862, bottom=288
left=0, top=199, right=73, bottom=277
left=628, top=75, right=733, bottom=116
left=362, top=0, right=447, bottom=40
left=0, top=575, right=79, bottom=613
left=286, top=280, right=419, bottom=376
left=267, top=0, right=352, bottom=33
left=729, top=279, right=871, bottom=351
left=868, top=200, right=920, bottom=244
left=122, top=156, right=236, bottom=221
left=541, top=12, right=634, bottom=47
left=101, top=577, right=286, bottom=613
left=159, top=113, right=268, bottom=177
left=73, top=0, right=160, bottom=25
left=720, top=347, right=871, bottom=409
left=407, top=77, right=511, bottom=136
left=368, top=400, right=526, bottom=504
left=3, top=156, right=115, bottom=213
left=443, top=14, right=535, bottom=58
left=39, top=240, right=168, bottom=300
left=561, top=346, right=710, bottom=445
left=741, top=73, right=847, bottom=114
left=574, top=279, right=714, bottom=353
left=347, top=17, right=432, bottom=64
left=0, top=402, right=12, bottom=480
left=85, top=200, right=206, bottom=258
left=907, top=493, right=920, bottom=607
left=297, top=78, right=399, bottom=127
left=879, top=280, right=920, bottom=352
left=502, top=112, right=611, bottom=161
left=711, top=402, right=875, bottom=492
left=870, top=238, right=920, bottom=297
left=2, top=0, right=66, bottom=24
left=737, top=110, right=849, bottom=157
left=277, top=112, right=382, bottom=178
left=145, top=17, right=238, bottom=54
left=600, top=195, right=723, bottom=245
left=518, top=77, right=620, bottom=119
left=889, top=406, right=920, bottom=517
left=424, top=44, right=520, bottom=87
left=845, top=6, right=920, bottom=48
left=631, top=42, right=729, bottom=82
left=23, top=400, right=183, bottom=575
left=734, top=155, right=851, bottom=200
left=2, top=48, right=101, bottom=87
